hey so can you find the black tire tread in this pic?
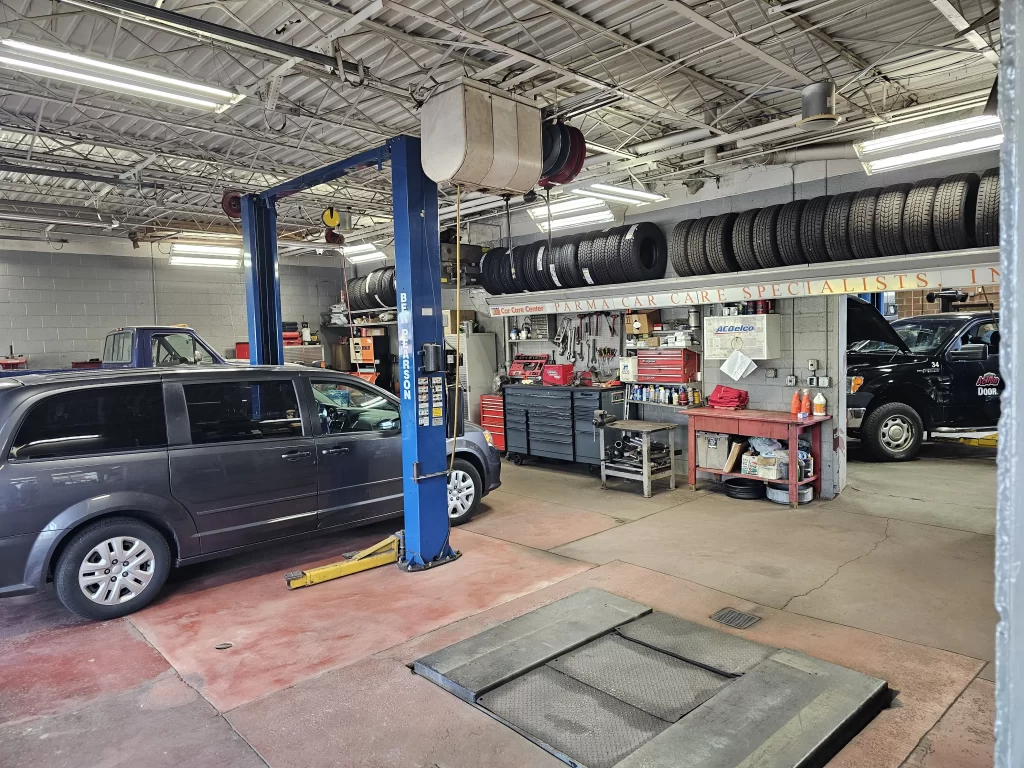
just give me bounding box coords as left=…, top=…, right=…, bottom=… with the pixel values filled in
left=975, top=168, right=999, bottom=248
left=875, top=184, right=912, bottom=257
left=800, top=196, right=831, bottom=263
left=752, top=204, right=783, bottom=269
left=669, top=220, right=696, bottom=277
left=776, top=199, right=806, bottom=266
left=620, top=222, right=668, bottom=282
left=686, top=217, right=715, bottom=275
left=934, top=172, right=980, bottom=251
left=732, top=208, right=761, bottom=271
left=904, top=178, right=942, bottom=254
left=824, top=192, right=856, bottom=261
left=850, top=187, right=882, bottom=260
left=705, top=213, right=739, bottom=273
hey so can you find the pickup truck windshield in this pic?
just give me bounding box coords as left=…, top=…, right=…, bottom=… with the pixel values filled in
left=854, top=317, right=964, bottom=355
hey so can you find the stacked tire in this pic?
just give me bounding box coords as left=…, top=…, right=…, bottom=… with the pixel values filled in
left=477, top=224, right=667, bottom=294
left=345, top=266, right=396, bottom=310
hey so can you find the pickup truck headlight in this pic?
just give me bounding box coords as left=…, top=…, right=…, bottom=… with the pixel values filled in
left=848, top=376, right=864, bottom=394
left=483, top=430, right=494, bottom=447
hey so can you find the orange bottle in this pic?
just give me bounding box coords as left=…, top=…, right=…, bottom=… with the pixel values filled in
left=790, top=390, right=801, bottom=416
left=800, top=390, right=812, bottom=417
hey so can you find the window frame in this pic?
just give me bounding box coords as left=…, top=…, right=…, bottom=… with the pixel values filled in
left=7, top=381, right=169, bottom=463
left=102, top=331, right=132, bottom=364
left=303, top=373, right=401, bottom=438
left=175, top=376, right=310, bottom=447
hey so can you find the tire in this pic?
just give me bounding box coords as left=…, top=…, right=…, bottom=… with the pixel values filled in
left=875, top=184, right=913, bottom=257
left=345, top=277, right=361, bottom=309
left=975, top=168, right=999, bottom=247
left=850, top=187, right=882, bottom=260
left=732, top=208, right=760, bottom=271
left=620, top=222, right=668, bottom=282
left=705, top=213, right=739, bottom=273
left=686, top=217, right=715, bottom=275
left=54, top=517, right=171, bottom=620
left=752, top=205, right=783, bottom=268
left=448, top=458, right=482, bottom=524
left=509, top=245, right=532, bottom=292
left=669, top=220, right=696, bottom=277
left=520, top=243, right=544, bottom=291
left=824, top=192, right=856, bottom=261
left=498, top=248, right=519, bottom=294
left=577, top=235, right=601, bottom=286
left=800, top=196, right=831, bottom=263
left=556, top=236, right=586, bottom=288
left=934, top=172, right=980, bottom=250
left=904, top=178, right=942, bottom=254
left=862, top=402, right=924, bottom=462
left=601, top=226, right=630, bottom=284
left=533, top=241, right=558, bottom=291
left=776, top=199, right=806, bottom=266
left=478, top=248, right=503, bottom=294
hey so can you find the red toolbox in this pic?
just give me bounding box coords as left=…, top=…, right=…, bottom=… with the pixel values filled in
left=542, top=363, right=575, bottom=386
left=636, top=348, right=700, bottom=383
left=508, top=353, right=549, bottom=380
left=479, top=394, right=505, bottom=451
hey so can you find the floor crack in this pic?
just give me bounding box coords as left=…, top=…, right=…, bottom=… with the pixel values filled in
left=780, top=518, right=891, bottom=611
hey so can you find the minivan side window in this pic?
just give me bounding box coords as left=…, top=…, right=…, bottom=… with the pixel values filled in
left=183, top=381, right=303, bottom=444
left=10, top=384, right=167, bottom=460
left=311, top=379, right=400, bottom=434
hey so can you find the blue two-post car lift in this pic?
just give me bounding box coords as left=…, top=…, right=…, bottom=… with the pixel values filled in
left=239, top=135, right=459, bottom=575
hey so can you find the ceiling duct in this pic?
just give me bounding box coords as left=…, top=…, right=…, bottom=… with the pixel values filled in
left=799, top=81, right=840, bottom=131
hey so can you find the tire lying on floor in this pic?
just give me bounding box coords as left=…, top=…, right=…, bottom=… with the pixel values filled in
left=975, top=167, right=999, bottom=247
left=619, top=222, right=668, bottom=282
left=875, top=184, right=913, bottom=257
left=934, top=172, right=980, bottom=251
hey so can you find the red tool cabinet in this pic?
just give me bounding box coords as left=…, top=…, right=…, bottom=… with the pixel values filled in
left=636, top=348, right=700, bottom=383
left=479, top=394, right=505, bottom=451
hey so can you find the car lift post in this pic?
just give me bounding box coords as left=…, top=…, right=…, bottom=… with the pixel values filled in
left=240, top=135, right=458, bottom=581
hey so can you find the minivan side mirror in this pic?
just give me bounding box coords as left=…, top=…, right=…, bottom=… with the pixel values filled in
left=949, top=343, right=989, bottom=362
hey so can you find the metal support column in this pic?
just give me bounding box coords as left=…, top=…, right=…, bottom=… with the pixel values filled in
left=997, top=7, right=1022, bottom=764
left=391, top=135, right=457, bottom=569
left=241, top=194, right=283, bottom=366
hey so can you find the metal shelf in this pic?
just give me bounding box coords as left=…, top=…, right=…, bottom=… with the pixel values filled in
left=626, top=400, right=697, bottom=409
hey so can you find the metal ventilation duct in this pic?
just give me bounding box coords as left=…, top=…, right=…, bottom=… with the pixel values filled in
left=799, top=81, right=840, bottom=131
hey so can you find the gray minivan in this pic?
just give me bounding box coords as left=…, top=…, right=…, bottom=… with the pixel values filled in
left=0, top=367, right=500, bottom=619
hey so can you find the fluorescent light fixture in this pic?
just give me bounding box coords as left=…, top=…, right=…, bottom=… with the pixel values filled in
left=169, top=255, right=240, bottom=268
left=855, top=115, right=1000, bottom=155
left=862, top=134, right=1003, bottom=174
left=0, top=39, right=245, bottom=112
left=588, top=183, right=668, bottom=202
left=527, top=196, right=606, bottom=220
left=0, top=211, right=113, bottom=228
left=855, top=114, right=1002, bottom=174
left=538, top=210, right=614, bottom=233
left=171, top=243, right=242, bottom=257
left=346, top=251, right=388, bottom=263
left=341, top=242, right=378, bottom=256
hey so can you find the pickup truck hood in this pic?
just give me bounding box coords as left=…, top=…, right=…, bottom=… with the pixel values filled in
left=847, top=354, right=928, bottom=379
left=847, top=296, right=911, bottom=354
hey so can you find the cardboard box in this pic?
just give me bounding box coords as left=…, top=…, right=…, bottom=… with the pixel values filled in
left=638, top=336, right=661, bottom=348
left=741, top=452, right=758, bottom=475
left=443, top=309, right=475, bottom=334
left=696, top=431, right=731, bottom=470
left=350, top=337, right=375, bottom=363
left=723, top=440, right=748, bottom=473
left=625, top=310, right=661, bottom=335
left=756, top=455, right=785, bottom=481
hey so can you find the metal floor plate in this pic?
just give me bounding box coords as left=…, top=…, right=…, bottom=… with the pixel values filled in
left=413, top=588, right=650, bottom=702
left=617, top=612, right=776, bottom=676
left=549, top=635, right=731, bottom=722
left=479, top=666, right=669, bottom=768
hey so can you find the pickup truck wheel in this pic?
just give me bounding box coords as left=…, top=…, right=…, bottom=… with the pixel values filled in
left=448, top=459, right=482, bottom=525
left=55, top=517, right=171, bottom=620
left=863, top=403, right=923, bottom=461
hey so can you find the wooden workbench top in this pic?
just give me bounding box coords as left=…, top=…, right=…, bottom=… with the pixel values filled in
left=685, top=408, right=832, bottom=426
left=602, top=419, right=677, bottom=432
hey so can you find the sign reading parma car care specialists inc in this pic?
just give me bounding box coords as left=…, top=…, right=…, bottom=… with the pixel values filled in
left=487, top=264, right=1001, bottom=317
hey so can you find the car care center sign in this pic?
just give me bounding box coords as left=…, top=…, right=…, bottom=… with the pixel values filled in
left=487, top=264, right=1001, bottom=317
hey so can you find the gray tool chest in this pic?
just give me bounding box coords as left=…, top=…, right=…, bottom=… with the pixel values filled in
left=503, top=385, right=625, bottom=465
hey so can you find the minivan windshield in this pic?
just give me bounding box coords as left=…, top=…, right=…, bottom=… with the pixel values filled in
left=853, top=317, right=965, bottom=355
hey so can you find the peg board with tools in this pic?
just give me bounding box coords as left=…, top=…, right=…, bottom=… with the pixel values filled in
left=506, top=310, right=624, bottom=380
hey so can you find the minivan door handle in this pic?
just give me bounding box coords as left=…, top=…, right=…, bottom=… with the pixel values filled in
left=281, top=450, right=312, bottom=460
left=321, top=446, right=350, bottom=456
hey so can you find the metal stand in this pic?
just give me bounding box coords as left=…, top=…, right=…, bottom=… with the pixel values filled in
left=241, top=135, right=457, bottom=575
left=600, top=420, right=677, bottom=498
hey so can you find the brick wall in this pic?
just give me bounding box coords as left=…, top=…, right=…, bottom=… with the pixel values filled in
left=896, top=286, right=1001, bottom=318
left=0, top=246, right=342, bottom=369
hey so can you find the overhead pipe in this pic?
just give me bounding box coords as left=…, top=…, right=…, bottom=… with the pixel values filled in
left=763, top=143, right=860, bottom=163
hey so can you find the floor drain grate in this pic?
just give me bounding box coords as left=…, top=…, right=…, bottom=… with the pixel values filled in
left=709, top=608, right=760, bottom=630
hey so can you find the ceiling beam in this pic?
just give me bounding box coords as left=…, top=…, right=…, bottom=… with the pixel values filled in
left=925, top=0, right=1000, bottom=65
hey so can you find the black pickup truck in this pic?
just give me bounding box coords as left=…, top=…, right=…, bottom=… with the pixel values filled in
left=846, top=297, right=1000, bottom=461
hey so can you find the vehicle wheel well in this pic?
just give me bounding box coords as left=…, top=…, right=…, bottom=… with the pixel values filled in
left=48, top=511, right=180, bottom=581
left=454, top=451, right=485, bottom=488
left=868, top=385, right=933, bottom=430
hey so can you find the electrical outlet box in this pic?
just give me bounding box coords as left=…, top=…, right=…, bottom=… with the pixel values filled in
left=765, top=368, right=777, bottom=379
left=807, top=376, right=818, bottom=387
left=808, top=359, right=819, bottom=371
left=785, top=375, right=797, bottom=386
left=818, top=376, right=831, bottom=387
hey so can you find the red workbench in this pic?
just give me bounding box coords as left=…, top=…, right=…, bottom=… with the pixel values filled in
left=685, top=407, right=832, bottom=507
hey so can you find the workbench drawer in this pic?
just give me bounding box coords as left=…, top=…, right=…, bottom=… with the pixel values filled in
left=637, top=372, right=693, bottom=384
left=692, top=416, right=738, bottom=434
left=732, top=422, right=790, bottom=440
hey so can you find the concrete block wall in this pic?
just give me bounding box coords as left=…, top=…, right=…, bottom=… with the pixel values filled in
left=0, top=245, right=342, bottom=369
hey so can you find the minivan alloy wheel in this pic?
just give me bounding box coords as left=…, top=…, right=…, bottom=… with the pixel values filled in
left=448, top=469, right=476, bottom=519
left=78, top=536, right=156, bottom=605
